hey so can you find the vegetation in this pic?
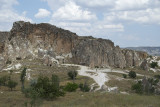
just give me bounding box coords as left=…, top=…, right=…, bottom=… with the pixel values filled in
left=79, top=82, right=90, bottom=92
left=64, top=82, right=78, bottom=92
left=68, top=70, right=78, bottom=80
left=7, top=80, right=18, bottom=91
left=128, top=71, right=136, bottom=78
left=0, top=58, right=160, bottom=107
left=0, top=75, right=10, bottom=86
left=150, top=61, right=158, bottom=68
left=20, top=67, right=27, bottom=91
left=24, top=75, right=65, bottom=100
left=9, top=70, right=13, bottom=75
left=6, top=60, right=12, bottom=64
left=154, top=75, right=160, bottom=79
left=122, top=74, right=127, bottom=78
left=132, top=77, right=159, bottom=95
left=132, top=81, right=143, bottom=94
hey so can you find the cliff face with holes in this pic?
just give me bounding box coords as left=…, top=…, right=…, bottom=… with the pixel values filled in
left=0, top=21, right=148, bottom=69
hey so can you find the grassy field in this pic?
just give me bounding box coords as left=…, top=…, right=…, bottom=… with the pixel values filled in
left=0, top=59, right=160, bottom=107
left=0, top=90, right=160, bottom=107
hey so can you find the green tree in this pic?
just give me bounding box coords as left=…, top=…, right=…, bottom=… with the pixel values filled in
left=20, top=67, right=27, bottom=91
left=24, top=75, right=65, bottom=100
left=79, top=81, right=90, bottom=92
left=68, top=71, right=78, bottom=82
left=132, top=81, right=143, bottom=94
left=0, top=75, right=10, bottom=86
left=150, top=62, right=158, bottom=68
left=122, top=74, right=127, bottom=78
left=7, top=80, right=18, bottom=91
left=9, top=70, right=13, bottom=75
left=128, top=71, right=136, bottom=78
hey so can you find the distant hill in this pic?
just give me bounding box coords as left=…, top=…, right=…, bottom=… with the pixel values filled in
left=126, top=47, right=160, bottom=56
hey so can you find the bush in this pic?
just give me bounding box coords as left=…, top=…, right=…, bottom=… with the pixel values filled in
left=7, top=80, right=18, bottom=91
left=132, top=77, right=159, bottom=95
left=150, top=62, right=158, bottom=68
left=128, top=71, right=136, bottom=78
left=68, top=71, right=78, bottom=80
left=6, top=60, right=12, bottom=64
left=24, top=75, right=65, bottom=100
left=79, top=83, right=90, bottom=92
left=122, top=74, right=127, bottom=78
left=154, top=75, right=160, bottom=79
left=132, top=81, right=143, bottom=94
left=64, top=83, right=78, bottom=92
left=0, top=75, right=10, bottom=86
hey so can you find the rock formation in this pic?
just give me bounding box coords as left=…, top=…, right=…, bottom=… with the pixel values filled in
left=0, top=21, right=148, bottom=69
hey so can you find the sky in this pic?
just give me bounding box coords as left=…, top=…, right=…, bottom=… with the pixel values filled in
left=0, top=0, right=160, bottom=47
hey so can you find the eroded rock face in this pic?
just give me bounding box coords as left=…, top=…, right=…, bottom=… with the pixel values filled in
left=0, top=21, right=148, bottom=69
left=0, top=32, right=10, bottom=70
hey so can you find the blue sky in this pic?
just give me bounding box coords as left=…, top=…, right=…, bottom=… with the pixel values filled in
left=0, top=0, right=160, bottom=47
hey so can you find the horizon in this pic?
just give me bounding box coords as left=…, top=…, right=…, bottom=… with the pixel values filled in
left=0, top=0, right=160, bottom=47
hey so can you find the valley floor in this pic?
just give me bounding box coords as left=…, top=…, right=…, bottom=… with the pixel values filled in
left=0, top=59, right=160, bottom=107
left=0, top=90, right=160, bottom=107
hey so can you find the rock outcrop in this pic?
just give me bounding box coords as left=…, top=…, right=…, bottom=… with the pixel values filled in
left=0, top=21, right=148, bottom=69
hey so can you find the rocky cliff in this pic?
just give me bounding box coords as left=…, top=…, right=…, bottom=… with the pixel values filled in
left=0, top=21, right=148, bottom=69
left=126, top=47, right=160, bottom=56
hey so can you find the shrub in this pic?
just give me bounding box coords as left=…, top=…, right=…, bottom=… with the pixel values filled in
left=64, top=83, right=78, bottom=92
left=122, top=74, right=127, bottom=78
left=68, top=71, right=78, bottom=80
left=20, top=67, right=27, bottom=91
left=79, top=83, right=90, bottom=92
left=24, top=75, right=65, bottom=100
left=128, top=71, right=136, bottom=78
left=6, top=60, right=12, bottom=64
left=0, top=75, right=10, bottom=86
left=154, top=75, right=160, bottom=79
left=9, top=70, right=13, bottom=75
left=7, top=80, right=18, bottom=91
left=132, top=81, right=143, bottom=94
left=132, top=77, right=159, bottom=95
left=150, top=62, right=158, bottom=68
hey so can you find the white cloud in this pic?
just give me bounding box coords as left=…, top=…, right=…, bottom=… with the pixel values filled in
left=0, top=0, right=32, bottom=31
left=52, top=1, right=97, bottom=21
left=58, top=22, right=91, bottom=27
left=35, top=8, right=51, bottom=18
left=114, top=0, right=150, bottom=10
left=77, top=0, right=115, bottom=7
left=98, top=24, right=124, bottom=31
left=104, top=8, right=160, bottom=24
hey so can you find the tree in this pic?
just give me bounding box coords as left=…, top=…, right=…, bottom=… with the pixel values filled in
left=20, top=67, right=27, bottom=91
left=51, top=74, right=59, bottom=88
left=132, top=81, right=143, bottom=94
left=0, top=75, right=10, bottom=86
left=68, top=71, right=78, bottom=82
left=128, top=71, right=136, bottom=78
left=122, top=74, right=127, bottom=78
left=150, top=62, right=158, bottom=68
left=132, top=77, right=159, bottom=95
left=79, top=82, right=90, bottom=92
left=24, top=75, right=65, bottom=100
left=64, top=82, right=78, bottom=92
left=95, top=66, right=99, bottom=72
left=9, top=70, right=13, bottom=75
left=7, top=80, right=18, bottom=91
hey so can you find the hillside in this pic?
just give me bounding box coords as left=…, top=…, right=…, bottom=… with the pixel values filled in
left=0, top=21, right=160, bottom=107
left=0, top=21, right=148, bottom=70
left=126, top=47, right=160, bottom=56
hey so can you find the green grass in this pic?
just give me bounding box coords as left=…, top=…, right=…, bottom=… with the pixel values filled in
left=0, top=59, right=160, bottom=107
left=0, top=91, right=160, bottom=107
